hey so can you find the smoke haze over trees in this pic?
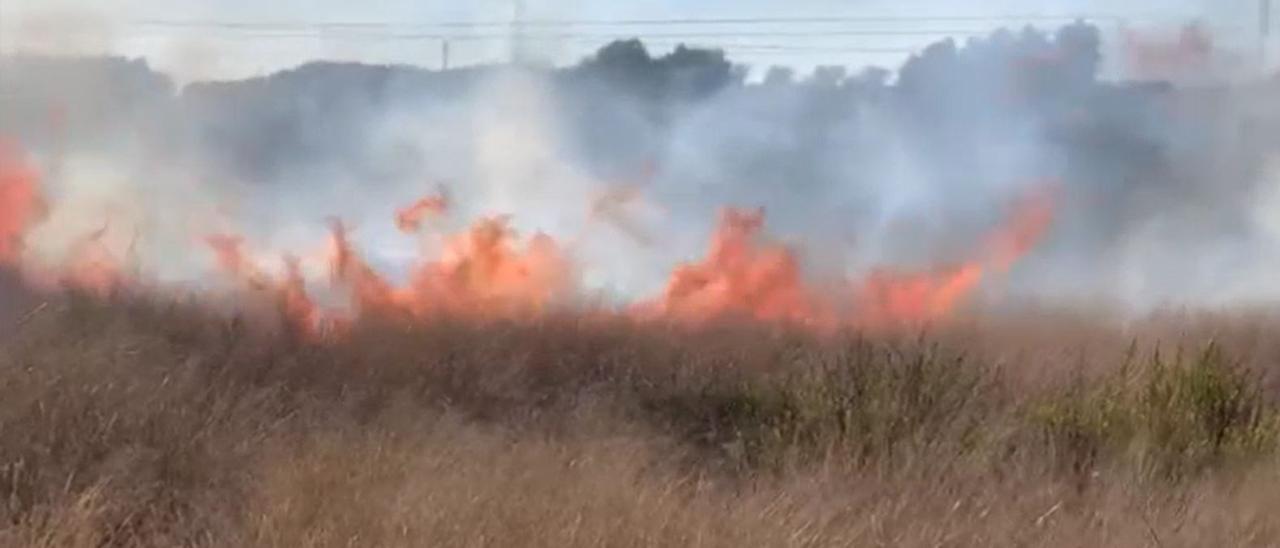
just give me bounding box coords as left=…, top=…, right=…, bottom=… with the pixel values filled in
left=2, top=21, right=1279, bottom=308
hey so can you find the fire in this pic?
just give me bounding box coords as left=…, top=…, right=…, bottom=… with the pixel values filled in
left=0, top=140, right=45, bottom=266
left=854, top=189, right=1057, bottom=326
left=1, top=134, right=1057, bottom=337
left=62, top=225, right=126, bottom=296
left=395, top=192, right=449, bottom=234
left=205, top=234, right=256, bottom=281
left=985, top=186, right=1056, bottom=271
left=327, top=215, right=573, bottom=321
left=0, top=139, right=130, bottom=296
left=204, top=233, right=324, bottom=337
left=855, top=265, right=986, bottom=327
left=650, top=190, right=1056, bottom=329
left=403, top=216, right=571, bottom=317
left=327, top=219, right=402, bottom=316
left=279, top=255, right=321, bottom=337
left=644, top=207, right=828, bottom=325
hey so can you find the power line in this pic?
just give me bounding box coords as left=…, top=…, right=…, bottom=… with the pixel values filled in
left=112, top=28, right=998, bottom=43
left=92, top=24, right=1116, bottom=62
left=110, top=12, right=1229, bottom=50
left=128, top=13, right=1144, bottom=32
left=110, top=21, right=1248, bottom=51
left=112, top=31, right=924, bottom=56
left=34, top=13, right=1221, bottom=72
left=115, top=14, right=1229, bottom=46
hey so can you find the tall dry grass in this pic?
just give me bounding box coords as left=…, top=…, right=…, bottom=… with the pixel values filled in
left=1, top=293, right=1279, bottom=546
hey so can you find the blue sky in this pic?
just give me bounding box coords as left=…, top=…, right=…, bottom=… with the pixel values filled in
left=0, top=0, right=1261, bottom=81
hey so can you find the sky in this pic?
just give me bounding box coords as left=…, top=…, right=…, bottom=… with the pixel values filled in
left=0, top=0, right=1266, bottom=82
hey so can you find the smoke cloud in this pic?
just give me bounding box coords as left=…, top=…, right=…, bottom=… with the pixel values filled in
left=1, top=21, right=1279, bottom=313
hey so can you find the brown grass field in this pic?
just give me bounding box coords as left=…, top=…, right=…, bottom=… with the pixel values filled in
left=2, top=291, right=1280, bottom=546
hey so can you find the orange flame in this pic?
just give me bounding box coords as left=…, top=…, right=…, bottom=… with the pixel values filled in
left=0, top=140, right=45, bottom=266
left=644, top=207, right=829, bottom=325
left=280, top=255, right=321, bottom=336
left=5, top=132, right=1057, bottom=336
left=403, top=216, right=571, bottom=317
left=395, top=193, right=449, bottom=234
left=649, top=189, right=1056, bottom=330
left=855, top=264, right=986, bottom=327
left=0, top=139, right=127, bottom=296
left=853, top=188, right=1057, bottom=327
left=325, top=214, right=574, bottom=321
left=205, top=234, right=258, bottom=282
left=327, top=219, right=402, bottom=316
left=62, top=225, right=126, bottom=296
left=985, top=186, right=1056, bottom=271
left=204, top=233, right=323, bottom=338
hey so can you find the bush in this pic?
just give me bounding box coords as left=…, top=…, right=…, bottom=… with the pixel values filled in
left=2, top=297, right=1280, bottom=545
left=1032, top=342, right=1278, bottom=481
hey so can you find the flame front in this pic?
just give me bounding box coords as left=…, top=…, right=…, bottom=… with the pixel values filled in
left=204, top=233, right=324, bottom=337
left=643, top=207, right=828, bottom=326
left=985, top=187, right=1056, bottom=272
left=854, top=190, right=1056, bottom=327
left=404, top=217, right=571, bottom=317
left=395, top=193, right=449, bottom=234
left=1, top=136, right=1057, bottom=338
left=0, top=140, right=44, bottom=266
left=62, top=225, right=126, bottom=296
left=329, top=215, right=573, bottom=321
left=644, top=190, right=1055, bottom=329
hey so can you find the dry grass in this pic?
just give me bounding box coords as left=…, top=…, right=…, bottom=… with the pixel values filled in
left=1, top=294, right=1280, bottom=546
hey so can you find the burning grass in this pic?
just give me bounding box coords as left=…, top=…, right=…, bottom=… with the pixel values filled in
left=0, top=138, right=1058, bottom=338
left=0, top=136, right=1276, bottom=545
left=1, top=294, right=1280, bottom=546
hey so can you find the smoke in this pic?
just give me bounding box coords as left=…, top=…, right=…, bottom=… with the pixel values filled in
left=1, top=20, right=1279, bottom=314
left=2, top=9, right=120, bottom=58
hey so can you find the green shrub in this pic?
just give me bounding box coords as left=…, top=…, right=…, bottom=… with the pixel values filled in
left=1032, top=342, right=1278, bottom=481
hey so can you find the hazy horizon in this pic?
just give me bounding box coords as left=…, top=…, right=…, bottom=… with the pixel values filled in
left=0, top=0, right=1262, bottom=83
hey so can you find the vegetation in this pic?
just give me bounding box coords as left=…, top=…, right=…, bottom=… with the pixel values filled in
left=2, top=296, right=1280, bottom=546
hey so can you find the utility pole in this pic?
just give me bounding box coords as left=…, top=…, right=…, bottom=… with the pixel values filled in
left=0, top=0, right=7, bottom=58
left=441, top=40, right=450, bottom=71
left=510, top=0, right=527, bottom=65
left=1263, top=0, right=1273, bottom=71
